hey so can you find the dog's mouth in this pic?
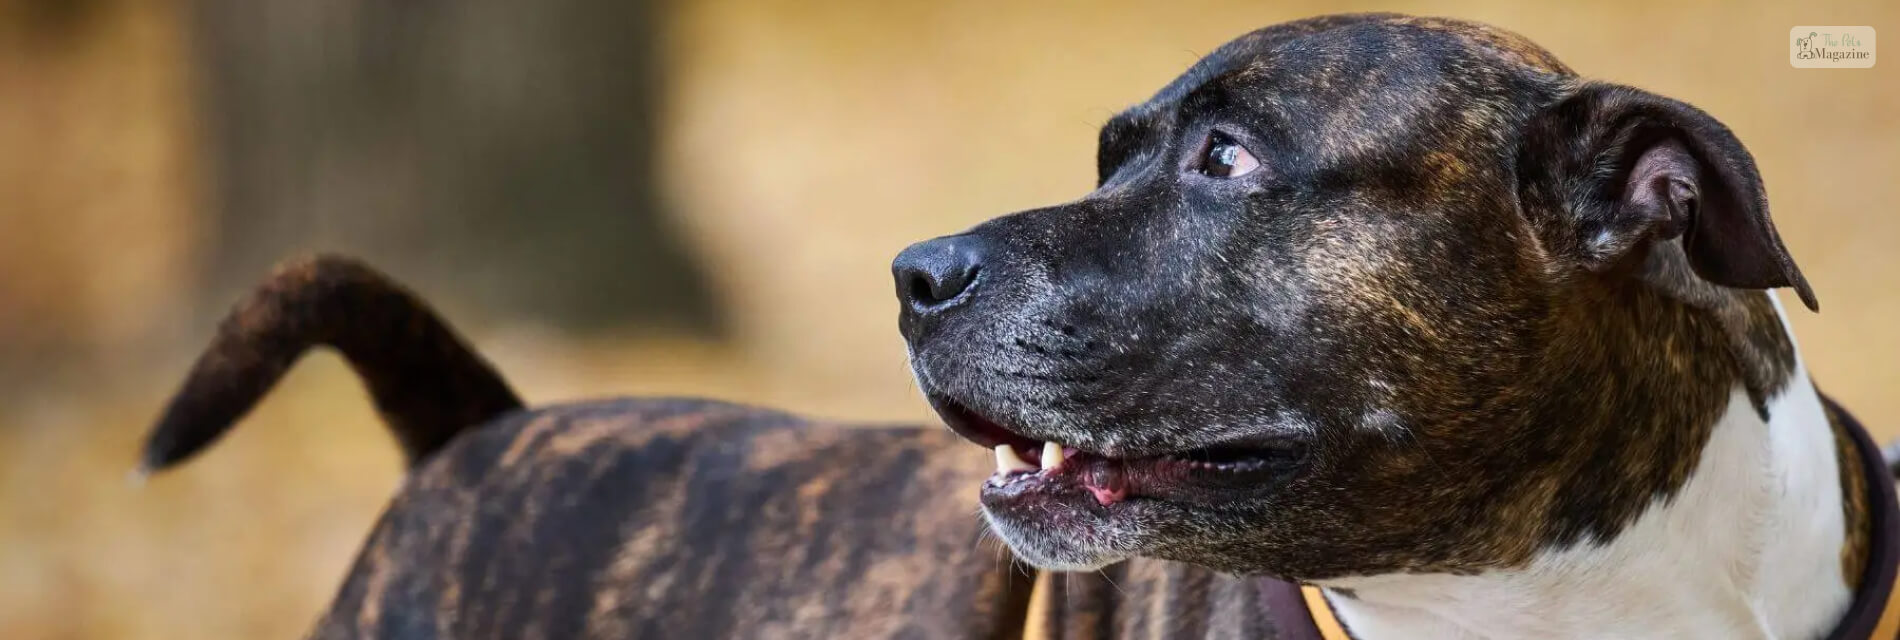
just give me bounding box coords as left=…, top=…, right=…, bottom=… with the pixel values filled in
left=931, top=395, right=1308, bottom=507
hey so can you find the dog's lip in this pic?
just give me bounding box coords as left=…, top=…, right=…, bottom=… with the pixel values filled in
left=932, top=395, right=1043, bottom=452
left=929, top=391, right=1304, bottom=458
left=927, top=391, right=1310, bottom=506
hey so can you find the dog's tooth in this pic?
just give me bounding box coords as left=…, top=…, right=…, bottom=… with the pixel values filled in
left=1041, top=441, right=1065, bottom=471
left=995, top=444, right=1035, bottom=473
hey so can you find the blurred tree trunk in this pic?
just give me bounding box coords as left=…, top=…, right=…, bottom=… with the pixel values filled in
left=0, top=0, right=200, bottom=383
left=188, top=0, right=722, bottom=335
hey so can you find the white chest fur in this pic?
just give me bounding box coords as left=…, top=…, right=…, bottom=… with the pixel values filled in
left=1322, top=301, right=1852, bottom=639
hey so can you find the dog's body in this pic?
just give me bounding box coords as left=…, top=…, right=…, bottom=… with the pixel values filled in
left=143, top=14, right=1898, bottom=640
left=138, top=257, right=1035, bottom=639
left=318, top=398, right=1030, bottom=639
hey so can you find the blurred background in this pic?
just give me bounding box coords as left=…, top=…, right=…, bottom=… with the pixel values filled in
left=0, top=0, right=1894, bottom=637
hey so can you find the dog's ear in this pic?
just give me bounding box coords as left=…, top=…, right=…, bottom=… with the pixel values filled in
left=1519, top=82, right=1818, bottom=311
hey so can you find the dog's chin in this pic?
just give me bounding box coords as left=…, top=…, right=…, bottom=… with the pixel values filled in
left=981, top=507, right=1129, bottom=572
left=975, top=460, right=1151, bottom=570
left=923, top=383, right=1312, bottom=573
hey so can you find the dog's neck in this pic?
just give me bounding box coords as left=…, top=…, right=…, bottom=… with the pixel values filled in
left=1320, top=293, right=1856, bottom=639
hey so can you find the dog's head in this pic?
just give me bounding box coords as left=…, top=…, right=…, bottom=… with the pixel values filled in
left=895, top=14, right=1815, bottom=579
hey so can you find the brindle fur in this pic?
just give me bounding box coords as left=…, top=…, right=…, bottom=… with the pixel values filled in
left=144, top=13, right=1858, bottom=640
left=315, top=399, right=1032, bottom=639
left=1032, top=558, right=1289, bottom=639
left=1831, top=398, right=1874, bottom=590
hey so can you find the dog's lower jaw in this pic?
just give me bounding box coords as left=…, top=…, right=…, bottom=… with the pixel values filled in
left=981, top=510, right=1124, bottom=573
left=1321, top=360, right=1854, bottom=638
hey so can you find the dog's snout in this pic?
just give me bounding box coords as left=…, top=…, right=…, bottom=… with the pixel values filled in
left=893, top=235, right=986, bottom=312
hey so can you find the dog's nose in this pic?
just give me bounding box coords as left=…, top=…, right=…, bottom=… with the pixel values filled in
left=893, top=235, right=985, bottom=312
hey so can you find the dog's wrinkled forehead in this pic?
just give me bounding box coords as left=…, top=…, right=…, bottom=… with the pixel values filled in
left=1103, top=14, right=1574, bottom=186
left=1156, top=14, right=1572, bottom=111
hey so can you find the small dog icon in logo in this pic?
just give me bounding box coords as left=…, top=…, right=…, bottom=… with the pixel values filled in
left=1795, top=31, right=1819, bottom=59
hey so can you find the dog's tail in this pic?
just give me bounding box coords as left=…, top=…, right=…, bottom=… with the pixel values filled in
left=137, top=254, right=524, bottom=475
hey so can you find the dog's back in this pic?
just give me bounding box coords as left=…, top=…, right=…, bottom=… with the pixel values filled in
left=139, top=256, right=1032, bottom=639
left=317, top=398, right=1026, bottom=639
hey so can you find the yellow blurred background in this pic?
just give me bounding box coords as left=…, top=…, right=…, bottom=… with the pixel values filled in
left=1, top=0, right=1895, bottom=637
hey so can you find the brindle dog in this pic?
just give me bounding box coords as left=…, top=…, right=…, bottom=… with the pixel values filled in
left=141, top=256, right=1033, bottom=638
left=143, top=13, right=1870, bottom=640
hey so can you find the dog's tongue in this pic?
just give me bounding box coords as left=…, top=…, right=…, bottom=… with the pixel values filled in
left=1082, top=462, right=1128, bottom=506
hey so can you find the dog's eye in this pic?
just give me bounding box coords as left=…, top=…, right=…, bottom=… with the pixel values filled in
left=1196, top=131, right=1259, bottom=178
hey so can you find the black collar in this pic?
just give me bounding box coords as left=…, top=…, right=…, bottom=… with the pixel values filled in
left=1822, top=394, right=1899, bottom=640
